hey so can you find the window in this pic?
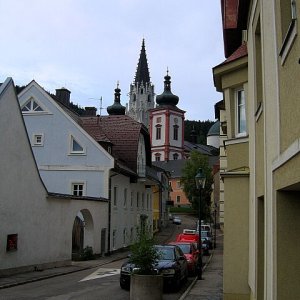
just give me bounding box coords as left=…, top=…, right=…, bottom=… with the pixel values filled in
left=21, top=98, right=44, bottom=113
left=173, top=153, right=179, bottom=160
left=123, top=229, right=127, bottom=246
left=147, top=194, right=149, bottom=209
left=131, top=191, right=133, bottom=207
left=176, top=181, right=181, bottom=189
left=72, top=183, right=84, bottom=196
left=123, top=188, right=127, bottom=208
left=113, top=186, right=118, bottom=206
left=70, top=136, right=85, bottom=154
left=33, top=134, right=44, bottom=146
left=155, top=153, right=161, bottom=161
left=173, top=125, right=179, bottom=140
left=156, top=117, right=161, bottom=123
left=6, top=234, right=18, bottom=252
left=156, top=125, right=161, bottom=140
left=279, top=0, right=297, bottom=63
left=176, top=195, right=181, bottom=204
left=142, top=193, right=145, bottom=209
left=236, top=89, right=246, bottom=135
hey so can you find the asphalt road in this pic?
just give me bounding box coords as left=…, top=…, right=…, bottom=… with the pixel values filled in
left=0, top=214, right=208, bottom=300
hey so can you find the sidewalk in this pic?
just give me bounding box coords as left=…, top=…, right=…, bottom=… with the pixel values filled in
left=180, top=231, right=223, bottom=300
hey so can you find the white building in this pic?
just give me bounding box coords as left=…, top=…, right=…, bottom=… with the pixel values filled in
left=0, top=78, right=108, bottom=275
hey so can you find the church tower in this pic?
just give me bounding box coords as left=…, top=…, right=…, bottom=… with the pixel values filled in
left=149, top=70, right=185, bottom=162
left=127, top=39, right=155, bottom=128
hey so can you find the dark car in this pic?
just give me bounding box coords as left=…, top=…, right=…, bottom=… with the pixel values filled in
left=120, top=244, right=188, bottom=291
left=201, top=230, right=213, bottom=250
left=168, top=241, right=199, bottom=275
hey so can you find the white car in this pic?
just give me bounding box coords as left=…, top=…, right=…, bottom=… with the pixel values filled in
left=173, top=216, right=182, bottom=225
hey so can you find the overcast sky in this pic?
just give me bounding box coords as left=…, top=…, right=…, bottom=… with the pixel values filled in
left=1, top=0, right=225, bottom=121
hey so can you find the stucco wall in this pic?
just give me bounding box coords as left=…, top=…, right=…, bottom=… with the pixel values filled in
left=223, top=176, right=250, bottom=299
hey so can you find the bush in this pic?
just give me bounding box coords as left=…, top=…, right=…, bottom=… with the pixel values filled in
left=79, top=246, right=95, bottom=261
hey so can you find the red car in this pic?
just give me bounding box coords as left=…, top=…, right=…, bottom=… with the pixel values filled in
left=169, top=241, right=199, bottom=276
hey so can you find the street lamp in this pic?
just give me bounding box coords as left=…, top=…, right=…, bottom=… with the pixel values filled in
left=195, top=168, right=206, bottom=280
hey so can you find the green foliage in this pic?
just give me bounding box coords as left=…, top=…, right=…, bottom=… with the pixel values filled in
left=184, top=120, right=214, bottom=144
left=129, top=229, right=161, bottom=275
left=79, top=246, right=95, bottom=261
left=181, top=151, right=213, bottom=221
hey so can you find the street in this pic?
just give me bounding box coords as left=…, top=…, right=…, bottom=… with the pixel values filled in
left=0, top=215, right=209, bottom=300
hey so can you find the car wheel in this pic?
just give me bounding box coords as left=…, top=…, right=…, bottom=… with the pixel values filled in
left=120, top=281, right=130, bottom=290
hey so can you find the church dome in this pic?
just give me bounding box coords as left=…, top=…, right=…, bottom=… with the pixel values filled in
left=107, top=83, right=126, bottom=115
left=156, top=71, right=179, bottom=106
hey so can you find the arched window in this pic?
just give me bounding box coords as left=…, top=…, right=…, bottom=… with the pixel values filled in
left=156, top=125, right=162, bottom=140
left=155, top=153, right=161, bottom=161
left=173, top=153, right=179, bottom=160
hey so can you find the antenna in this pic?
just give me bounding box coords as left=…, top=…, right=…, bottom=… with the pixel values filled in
left=88, top=97, right=105, bottom=116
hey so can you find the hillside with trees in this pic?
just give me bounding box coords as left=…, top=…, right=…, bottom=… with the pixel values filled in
left=184, top=120, right=215, bottom=145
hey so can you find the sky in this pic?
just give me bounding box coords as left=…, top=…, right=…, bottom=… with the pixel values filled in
left=1, top=0, right=225, bottom=121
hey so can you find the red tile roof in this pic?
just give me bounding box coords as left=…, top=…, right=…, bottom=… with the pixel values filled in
left=81, top=115, right=151, bottom=173
left=217, top=42, right=248, bottom=67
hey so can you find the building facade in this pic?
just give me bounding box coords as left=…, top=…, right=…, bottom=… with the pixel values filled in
left=213, top=1, right=300, bottom=299
left=149, top=72, right=185, bottom=162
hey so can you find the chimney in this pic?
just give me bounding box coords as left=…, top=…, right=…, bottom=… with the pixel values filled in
left=83, top=107, right=97, bottom=116
left=55, top=87, right=71, bottom=107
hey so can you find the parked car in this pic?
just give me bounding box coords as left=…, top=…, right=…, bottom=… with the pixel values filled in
left=172, top=216, right=182, bottom=225
left=168, top=241, right=199, bottom=275
left=176, top=230, right=208, bottom=256
left=201, top=230, right=213, bottom=250
left=120, top=244, right=188, bottom=291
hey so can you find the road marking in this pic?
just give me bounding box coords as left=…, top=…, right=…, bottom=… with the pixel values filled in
left=79, top=268, right=120, bottom=282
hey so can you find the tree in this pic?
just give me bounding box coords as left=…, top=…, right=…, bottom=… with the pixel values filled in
left=181, top=151, right=213, bottom=221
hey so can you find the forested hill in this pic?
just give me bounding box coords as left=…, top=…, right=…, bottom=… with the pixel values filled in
left=184, top=120, right=215, bottom=145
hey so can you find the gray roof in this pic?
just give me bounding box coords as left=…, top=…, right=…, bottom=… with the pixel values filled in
left=184, top=141, right=218, bottom=156
left=153, top=160, right=187, bottom=178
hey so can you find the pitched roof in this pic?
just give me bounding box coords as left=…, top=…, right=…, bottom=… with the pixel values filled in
left=217, top=42, right=248, bottom=67
left=81, top=115, right=151, bottom=172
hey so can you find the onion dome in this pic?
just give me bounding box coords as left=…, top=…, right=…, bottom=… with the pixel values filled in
left=107, top=82, right=126, bottom=115
left=156, top=69, right=179, bottom=106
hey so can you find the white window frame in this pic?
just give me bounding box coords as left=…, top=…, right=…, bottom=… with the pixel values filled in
left=235, top=88, right=247, bottom=137
left=69, top=135, right=85, bottom=155
left=32, top=133, right=44, bottom=146
left=21, top=97, right=48, bottom=114
left=71, top=182, right=86, bottom=196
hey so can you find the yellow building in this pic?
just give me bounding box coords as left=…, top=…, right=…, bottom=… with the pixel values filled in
left=213, top=1, right=300, bottom=299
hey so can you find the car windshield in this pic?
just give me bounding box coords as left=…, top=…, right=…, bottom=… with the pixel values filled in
left=176, top=244, right=191, bottom=254
left=156, top=246, right=174, bottom=260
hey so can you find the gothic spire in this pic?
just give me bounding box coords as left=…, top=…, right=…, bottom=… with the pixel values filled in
left=134, top=39, right=151, bottom=85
